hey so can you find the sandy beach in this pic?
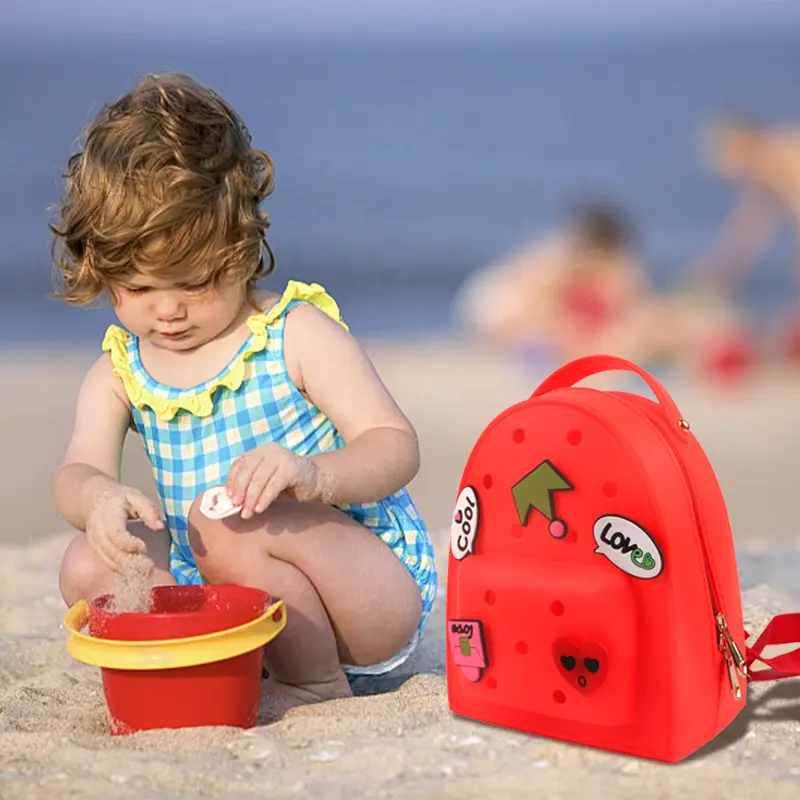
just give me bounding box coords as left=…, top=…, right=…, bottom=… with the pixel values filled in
left=2, top=341, right=800, bottom=798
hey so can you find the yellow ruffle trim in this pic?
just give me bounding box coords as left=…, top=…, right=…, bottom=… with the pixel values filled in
left=102, top=280, right=348, bottom=422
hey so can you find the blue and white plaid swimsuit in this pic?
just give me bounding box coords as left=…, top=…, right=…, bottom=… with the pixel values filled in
left=103, top=281, right=437, bottom=673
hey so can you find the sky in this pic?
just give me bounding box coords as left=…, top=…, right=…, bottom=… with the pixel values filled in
left=4, top=0, right=800, bottom=41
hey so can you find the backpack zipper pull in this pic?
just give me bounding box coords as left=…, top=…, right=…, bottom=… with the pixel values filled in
left=722, top=647, right=741, bottom=700
left=717, top=613, right=748, bottom=679
left=717, top=613, right=747, bottom=699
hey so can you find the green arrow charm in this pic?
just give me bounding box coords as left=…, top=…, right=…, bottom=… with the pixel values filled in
left=511, top=460, right=573, bottom=538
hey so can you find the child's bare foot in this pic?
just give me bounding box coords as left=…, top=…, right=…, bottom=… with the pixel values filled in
left=259, top=671, right=353, bottom=723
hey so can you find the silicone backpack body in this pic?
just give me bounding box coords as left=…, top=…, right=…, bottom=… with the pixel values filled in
left=446, top=356, right=747, bottom=763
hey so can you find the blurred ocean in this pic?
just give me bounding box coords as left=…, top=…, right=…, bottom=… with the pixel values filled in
left=1, top=32, right=800, bottom=344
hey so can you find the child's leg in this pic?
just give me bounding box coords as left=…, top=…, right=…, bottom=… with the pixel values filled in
left=186, top=497, right=423, bottom=705
left=58, top=522, right=175, bottom=606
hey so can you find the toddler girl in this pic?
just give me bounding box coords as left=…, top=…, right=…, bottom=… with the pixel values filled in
left=51, top=73, right=437, bottom=711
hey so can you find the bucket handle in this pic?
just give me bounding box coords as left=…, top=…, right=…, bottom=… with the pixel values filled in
left=63, top=598, right=287, bottom=670
left=531, top=354, right=690, bottom=431
left=65, top=599, right=90, bottom=633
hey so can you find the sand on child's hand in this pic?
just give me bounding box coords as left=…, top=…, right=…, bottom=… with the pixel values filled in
left=110, top=553, right=155, bottom=613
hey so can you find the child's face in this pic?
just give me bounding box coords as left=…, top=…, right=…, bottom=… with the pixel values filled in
left=112, top=272, right=248, bottom=351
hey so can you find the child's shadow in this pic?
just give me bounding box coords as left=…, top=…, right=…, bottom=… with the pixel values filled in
left=687, top=680, right=800, bottom=761
left=259, top=667, right=434, bottom=698
left=349, top=647, right=446, bottom=698
left=349, top=623, right=446, bottom=697
left=349, top=672, right=419, bottom=697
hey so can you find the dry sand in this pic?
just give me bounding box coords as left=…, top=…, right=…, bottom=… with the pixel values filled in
left=1, top=341, right=800, bottom=798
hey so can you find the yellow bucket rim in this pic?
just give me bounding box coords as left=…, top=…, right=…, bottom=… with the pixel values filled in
left=63, top=598, right=287, bottom=670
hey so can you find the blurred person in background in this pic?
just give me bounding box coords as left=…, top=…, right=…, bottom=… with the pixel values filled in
left=687, top=115, right=800, bottom=360
left=453, top=202, right=749, bottom=376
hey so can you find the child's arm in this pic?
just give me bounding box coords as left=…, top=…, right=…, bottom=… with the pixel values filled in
left=226, top=304, right=420, bottom=515
left=287, top=304, right=420, bottom=504
left=55, top=355, right=164, bottom=564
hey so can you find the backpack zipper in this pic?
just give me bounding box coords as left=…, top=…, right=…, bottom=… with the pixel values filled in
left=606, top=398, right=748, bottom=699
left=651, top=417, right=749, bottom=699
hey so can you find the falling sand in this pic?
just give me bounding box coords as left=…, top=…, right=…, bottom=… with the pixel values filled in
left=109, top=553, right=155, bottom=613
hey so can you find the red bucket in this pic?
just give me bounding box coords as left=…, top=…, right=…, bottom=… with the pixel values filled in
left=88, top=585, right=273, bottom=735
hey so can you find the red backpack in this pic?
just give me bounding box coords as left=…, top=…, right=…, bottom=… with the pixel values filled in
left=445, top=355, right=800, bottom=763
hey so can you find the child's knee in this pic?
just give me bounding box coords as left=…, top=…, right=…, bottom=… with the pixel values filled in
left=186, top=489, right=237, bottom=581
left=58, top=533, right=113, bottom=606
left=186, top=490, right=307, bottom=588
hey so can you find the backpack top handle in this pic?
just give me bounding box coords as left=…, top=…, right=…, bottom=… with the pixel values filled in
left=531, top=355, right=690, bottom=432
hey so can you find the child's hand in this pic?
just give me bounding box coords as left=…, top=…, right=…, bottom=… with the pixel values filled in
left=86, top=484, right=166, bottom=572
left=226, top=443, right=325, bottom=519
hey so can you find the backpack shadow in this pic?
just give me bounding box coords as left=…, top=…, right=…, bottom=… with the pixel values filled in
left=686, top=680, right=800, bottom=760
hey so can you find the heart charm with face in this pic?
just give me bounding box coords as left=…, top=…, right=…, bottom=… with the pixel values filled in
left=553, top=638, right=608, bottom=694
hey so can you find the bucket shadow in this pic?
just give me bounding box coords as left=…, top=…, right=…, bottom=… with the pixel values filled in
left=686, top=680, right=800, bottom=761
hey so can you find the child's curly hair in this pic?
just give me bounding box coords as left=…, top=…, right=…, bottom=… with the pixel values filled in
left=51, top=72, right=275, bottom=305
